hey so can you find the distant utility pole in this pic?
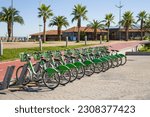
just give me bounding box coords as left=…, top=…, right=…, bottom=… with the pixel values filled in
left=39, top=0, right=42, bottom=39
left=11, top=0, right=14, bottom=42
left=116, top=1, right=123, bottom=40
left=39, top=0, right=42, bottom=51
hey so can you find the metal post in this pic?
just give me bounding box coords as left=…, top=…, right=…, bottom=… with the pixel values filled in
left=85, top=36, right=87, bottom=45
left=116, top=1, right=123, bottom=41
left=100, top=35, right=102, bottom=44
left=0, top=40, right=3, bottom=56
left=39, top=37, right=42, bottom=51
left=66, top=36, right=68, bottom=47
left=11, top=0, right=14, bottom=42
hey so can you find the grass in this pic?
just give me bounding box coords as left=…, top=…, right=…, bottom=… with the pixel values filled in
left=0, top=44, right=95, bottom=61
left=139, top=45, right=150, bottom=52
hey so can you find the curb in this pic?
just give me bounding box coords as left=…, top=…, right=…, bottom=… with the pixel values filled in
left=126, top=52, right=150, bottom=56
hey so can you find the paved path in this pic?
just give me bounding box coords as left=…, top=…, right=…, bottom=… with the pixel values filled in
left=0, top=56, right=150, bottom=100
left=0, top=41, right=140, bottom=81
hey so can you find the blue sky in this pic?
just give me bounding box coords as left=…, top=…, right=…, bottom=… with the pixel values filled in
left=0, top=0, right=150, bottom=37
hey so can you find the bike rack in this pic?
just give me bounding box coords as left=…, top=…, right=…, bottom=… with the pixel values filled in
left=0, top=66, right=15, bottom=90
left=15, top=64, right=28, bottom=86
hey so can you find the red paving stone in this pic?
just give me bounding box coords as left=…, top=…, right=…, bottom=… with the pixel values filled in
left=0, top=41, right=141, bottom=81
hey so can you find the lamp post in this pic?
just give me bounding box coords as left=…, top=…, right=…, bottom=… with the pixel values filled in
left=11, top=0, right=13, bottom=42
left=116, top=1, right=123, bottom=40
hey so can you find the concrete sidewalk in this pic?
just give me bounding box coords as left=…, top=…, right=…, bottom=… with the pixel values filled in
left=0, top=56, right=150, bottom=100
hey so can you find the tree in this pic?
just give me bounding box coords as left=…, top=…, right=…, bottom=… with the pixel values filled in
left=49, top=16, right=69, bottom=41
left=71, top=4, right=88, bottom=42
left=0, top=7, right=24, bottom=41
left=120, top=11, right=135, bottom=41
left=38, top=4, right=53, bottom=43
left=104, top=13, right=115, bottom=42
left=87, top=20, right=103, bottom=40
left=137, top=11, right=147, bottom=40
left=144, top=14, right=150, bottom=32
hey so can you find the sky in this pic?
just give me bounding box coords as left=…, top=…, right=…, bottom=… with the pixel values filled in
left=0, top=0, right=150, bottom=37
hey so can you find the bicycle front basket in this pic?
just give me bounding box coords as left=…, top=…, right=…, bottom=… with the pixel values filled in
left=19, top=53, right=28, bottom=62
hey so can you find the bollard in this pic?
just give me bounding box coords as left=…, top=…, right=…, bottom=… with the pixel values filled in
left=66, top=36, right=68, bottom=47
left=39, top=38, right=42, bottom=51
left=100, top=35, right=102, bottom=44
left=85, top=36, right=87, bottom=45
left=0, top=40, right=3, bottom=56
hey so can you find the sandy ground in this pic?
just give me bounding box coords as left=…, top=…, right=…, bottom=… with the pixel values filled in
left=0, top=56, right=150, bottom=100
left=3, top=40, right=139, bottom=49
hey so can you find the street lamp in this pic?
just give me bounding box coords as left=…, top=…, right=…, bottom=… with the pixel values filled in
left=116, top=1, right=123, bottom=40
left=11, top=0, right=13, bottom=41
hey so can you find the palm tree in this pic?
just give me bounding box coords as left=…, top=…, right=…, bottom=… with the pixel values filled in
left=120, top=11, right=135, bottom=41
left=38, top=4, right=53, bottom=43
left=71, top=4, right=88, bottom=42
left=87, top=20, right=103, bottom=40
left=144, top=14, right=150, bottom=32
left=137, top=11, right=147, bottom=40
left=49, top=16, right=69, bottom=41
left=104, top=13, right=115, bottom=42
left=0, top=7, right=24, bottom=42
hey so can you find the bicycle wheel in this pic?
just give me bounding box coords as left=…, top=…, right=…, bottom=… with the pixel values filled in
left=33, top=64, right=43, bottom=82
left=59, top=70, right=71, bottom=85
left=121, top=56, right=127, bottom=65
left=77, top=66, right=85, bottom=79
left=84, top=64, right=95, bottom=76
left=102, top=61, right=109, bottom=72
left=16, top=66, right=31, bottom=85
left=42, top=71, right=60, bottom=90
left=70, top=68, right=78, bottom=82
left=116, top=57, right=122, bottom=67
left=94, top=62, right=103, bottom=73
left=112, top=58, right=118, bottom=68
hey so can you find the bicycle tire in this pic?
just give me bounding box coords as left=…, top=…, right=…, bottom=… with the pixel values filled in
left=84, top=64, right=95, bottom=76
left=121, top=56, right=127, bottom=65
left=16, top=66, right=31, bottom=85
left=112, top=58, right=118, bottom=68
left=94, top=62, right=103, bottom=73
left=42, top=71, right=60, bottom=90
left=70, top=67, right=78, bottom=82
left=59, top=70, right=71, bottom=85
left=102, top=61, right=109, bottom=72
left=77, top=66, right=85, bottom=79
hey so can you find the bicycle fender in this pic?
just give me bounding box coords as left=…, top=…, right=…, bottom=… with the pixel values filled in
left=66, top=63, right=77, bottom=69
left=83, top=60, right=94, bottom=65
left=45, top=68, right=59, bottom=76
left=74, top=62, right=85, bottom=68
left=92, top=59, right=103, bottom=63
left=56, top=65, right=70, bottom=71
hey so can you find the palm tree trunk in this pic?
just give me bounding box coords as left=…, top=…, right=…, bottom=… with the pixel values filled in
left=77, top=18, right=81, bottom=43
left=107, top=27, right=110, bottom=42
left=125, top=28, right=129, bottom=41
left=58, top=27, right=61, bottom=41
left=43, top=20, right=46, bottom=43
left=7, top=22, right=11, bottom=42
left=94, top=29, right=97, bottom=40
left=141, top=20, right=143, bottom=40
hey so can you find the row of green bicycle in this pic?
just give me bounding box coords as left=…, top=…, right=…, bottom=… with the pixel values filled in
left=15, top=46, right=127, bottom=90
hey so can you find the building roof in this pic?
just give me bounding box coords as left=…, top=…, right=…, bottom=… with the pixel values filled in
left=64, top=26, right=107, bottom=33
left=30, top=30, right=63, bottom=36
left=119, top=29, right=141, bottom=32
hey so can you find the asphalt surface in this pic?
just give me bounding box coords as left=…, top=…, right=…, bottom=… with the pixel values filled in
left=0, top=56, right=150, bottom=100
